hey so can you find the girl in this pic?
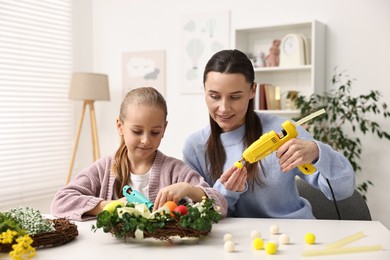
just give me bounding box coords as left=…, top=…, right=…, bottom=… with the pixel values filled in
left=182, top=49, right=355, bottom=218
left=51, top=87, right=227, bottom=221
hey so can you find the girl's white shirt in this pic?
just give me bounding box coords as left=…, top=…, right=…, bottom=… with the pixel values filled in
left=130, top=170, right=150, bottom=199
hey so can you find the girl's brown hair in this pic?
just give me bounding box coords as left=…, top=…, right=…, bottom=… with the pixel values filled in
left=203, top=49, right=265, bottom=187
left=111, top=87, right=167, bottom=197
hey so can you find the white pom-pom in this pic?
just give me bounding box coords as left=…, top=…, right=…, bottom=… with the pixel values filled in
left=224, top=240, right=235, bottom=252
left=250, top=230, right=262, bottom=240
left=269, top=224, right=279, bottom=235
left=279, top=233, right=290, bottom=244
left=223, top=233, right=234, bottom=242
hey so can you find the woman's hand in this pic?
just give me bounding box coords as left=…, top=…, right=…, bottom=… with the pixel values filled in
left=219, top=165, right=247, bottom=192
left=153, top=182, right=205, bottom=210
left=277, top=139, right=319, bottom=172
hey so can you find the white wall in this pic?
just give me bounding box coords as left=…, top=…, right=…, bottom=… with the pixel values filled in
left=74, top=0, right=390, bottom=228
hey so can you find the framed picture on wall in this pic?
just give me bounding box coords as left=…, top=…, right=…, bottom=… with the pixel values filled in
left=180, top=11, right=230, bottom=94
left=122, top=50, right=166, bottom=97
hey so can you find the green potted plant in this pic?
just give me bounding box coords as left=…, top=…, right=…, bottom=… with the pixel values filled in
left=293, top=69, right=390, bottom=200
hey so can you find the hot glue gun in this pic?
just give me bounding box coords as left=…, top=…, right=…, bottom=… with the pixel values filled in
left=123, top=185, right=154, bottom=210
left=234, top=109, right=326, bottom=175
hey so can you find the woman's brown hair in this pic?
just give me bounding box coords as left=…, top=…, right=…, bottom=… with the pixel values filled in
left=203, top=49, right=264, bottom=187
left=111, top=87, right=167, bottom=197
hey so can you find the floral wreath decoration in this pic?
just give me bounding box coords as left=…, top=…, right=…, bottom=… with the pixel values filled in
left=0, top=207, right=78, bottom=260
left=91, top=195, right=222, bottom=241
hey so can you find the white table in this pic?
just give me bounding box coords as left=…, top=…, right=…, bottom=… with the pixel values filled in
left=26, top=218, right=390, bottom=260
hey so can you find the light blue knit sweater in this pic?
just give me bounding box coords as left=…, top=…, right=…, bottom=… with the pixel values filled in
left=183, top=112, right=355, bottom=218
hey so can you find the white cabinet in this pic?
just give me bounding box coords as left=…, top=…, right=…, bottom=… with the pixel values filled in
left=233, top=20, right=326, bottom=118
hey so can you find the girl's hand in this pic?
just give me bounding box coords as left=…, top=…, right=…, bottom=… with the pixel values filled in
left=219, top=165, right=247, bottom=192
left=119, top=196, right=128, bottom=205
left=277, top=139, right=319, bottom=172
left=153, top=183, right=204, bottom=210
left=86, top=197, right=127, bottom=216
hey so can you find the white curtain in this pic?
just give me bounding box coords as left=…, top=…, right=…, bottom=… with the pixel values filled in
left=0, top=0, right=74, bottom=208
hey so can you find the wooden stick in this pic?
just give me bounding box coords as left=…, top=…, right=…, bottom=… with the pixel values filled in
left=88, top=101, right=100, bottom=161
left=325, top=231, right=365, bottom=249
left=301, top=245, right=383, bottom=257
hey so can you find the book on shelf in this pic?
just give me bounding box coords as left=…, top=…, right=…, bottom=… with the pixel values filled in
left=259, top=84, right=267, bottom=110
left=258, top=83, right=281, bottom=110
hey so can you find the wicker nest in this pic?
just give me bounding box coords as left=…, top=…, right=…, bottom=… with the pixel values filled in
left=0, top=218, right=78, bottom=252
left=109, top=222, right=210, bottom=241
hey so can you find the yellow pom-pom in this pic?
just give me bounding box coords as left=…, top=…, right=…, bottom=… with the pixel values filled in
left=265, top=241, right=277, bottom=254
left=234, top=161, right=243, bottom=169
left=253, top=237, right=264, bottom=250
left=304, top=232, right=316, bottom=244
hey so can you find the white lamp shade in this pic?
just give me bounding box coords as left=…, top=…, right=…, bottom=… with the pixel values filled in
left=69, top=72, right=110, bottom=101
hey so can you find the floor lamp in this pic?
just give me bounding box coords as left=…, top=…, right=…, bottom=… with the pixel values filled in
left=66, top=72, right=110, bottom=184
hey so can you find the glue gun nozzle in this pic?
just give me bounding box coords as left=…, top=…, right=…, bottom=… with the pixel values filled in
left=234, top=158, right=247, bottom=169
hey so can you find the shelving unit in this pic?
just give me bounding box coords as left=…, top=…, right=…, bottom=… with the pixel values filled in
left=233, top=20, right=326, bottom=118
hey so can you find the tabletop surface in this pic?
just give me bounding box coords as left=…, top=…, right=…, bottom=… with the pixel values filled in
left=6, top=217, right=390, bottom=260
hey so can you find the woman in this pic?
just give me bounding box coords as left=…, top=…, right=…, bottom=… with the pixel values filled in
left=183, top=49, right=355, bottom=218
